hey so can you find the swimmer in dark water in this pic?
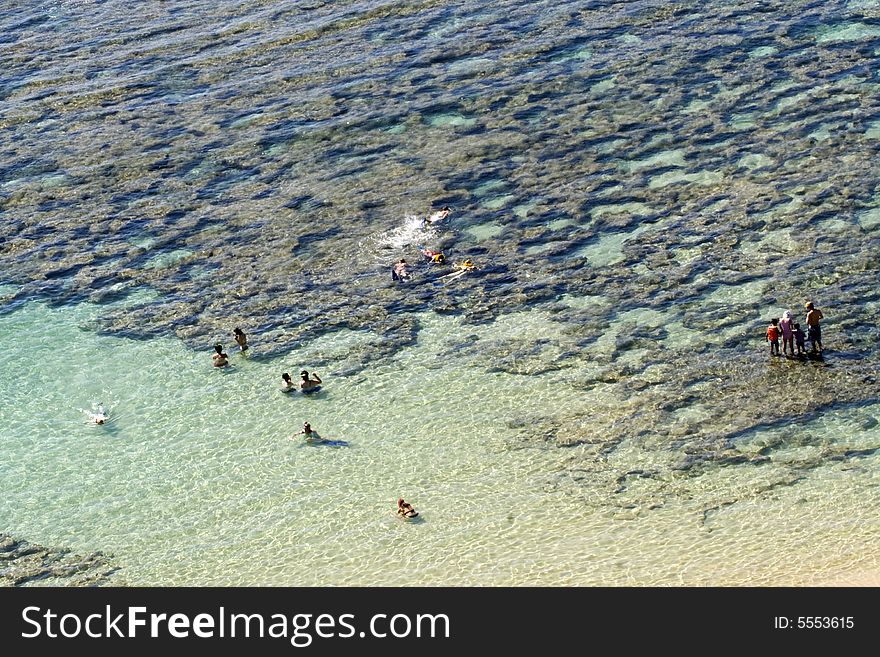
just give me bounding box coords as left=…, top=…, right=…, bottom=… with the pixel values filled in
left=397, top=498, right=419, bottom=519
left=213, top=343, right=229, bottom=367
left=423, top=206, right=450, bottom=227
left=392, top=259, right=411, bottom=281
left=419, top=247, right=445, bottom=264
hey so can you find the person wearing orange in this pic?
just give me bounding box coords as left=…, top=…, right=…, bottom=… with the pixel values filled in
left=419, top=247, right=445, bottom=264
left=766, top=318, right=780, bottom=356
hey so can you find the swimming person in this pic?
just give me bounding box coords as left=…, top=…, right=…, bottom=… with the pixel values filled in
left=779, top=310, right=794, bottom=356
left=213, top=343, right=229, bottom=367
left=92, top=404, right=108, bottom=425
left=397, top=498, right=419, bottom=519
left=281, top=372, right=295, bottom=392
left=805, top=302, right=824, bottom=353
left=766, top=318, right=780, bottom=356
left=233, top=327, right=249, bottom=352
left=419, top=247, right=445, bottom=264
left=299, top=370, right=322, bottom=392
left=392, top=259, right=410, bottom=281
left=298, top=422, right=323, bottom=443
left=420, top=205, right=450, bottom=228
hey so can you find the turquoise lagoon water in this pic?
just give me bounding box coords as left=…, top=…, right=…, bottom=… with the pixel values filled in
left=1, top=294, right=878, bottom=585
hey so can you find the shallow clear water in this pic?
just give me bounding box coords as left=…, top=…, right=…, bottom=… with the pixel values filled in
left=2, top=296, right=878, bottom=585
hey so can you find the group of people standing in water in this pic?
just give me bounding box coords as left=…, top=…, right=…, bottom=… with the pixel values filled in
left=767, top=302, right=825, bottom=357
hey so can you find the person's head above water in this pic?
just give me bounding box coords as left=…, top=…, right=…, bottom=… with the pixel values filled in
left=301, top=370, right=309, bottom=379
left=302, top=422, right=312, bottom=433
left=805, top=302, right=814, bottom=310
left=282, top=372, right=292, bottom=383
left=770, top=318, right=778, bottom=325
left=215, top=343, right=224, bottom=354
left=234, top=327, right=244, bottom=337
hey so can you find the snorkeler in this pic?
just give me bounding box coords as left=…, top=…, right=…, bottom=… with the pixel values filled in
left=397, top=498, right=419, bottom=519
left=438, top=258, right=476, bottom=283
left=419, top=247, right=446, bottom=264
left=299, top=370, right=322, bottom=392
left=213, top=343, right=229, bottom=367
left=420, top=206, right=451, bottom=228
left=233, top=327, right=249, bottom=352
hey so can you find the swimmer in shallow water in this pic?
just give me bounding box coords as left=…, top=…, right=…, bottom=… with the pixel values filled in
left=281, top=372, right=295, bottom=392
left=397, top=498, right=419, bottom=519
left=299, top=370, right=322, bottom=391
left=85, top=404, right=108, bottom=425
left=297, top=422, right=323, bottom=442
left=213, top=343, right=229, bottom=367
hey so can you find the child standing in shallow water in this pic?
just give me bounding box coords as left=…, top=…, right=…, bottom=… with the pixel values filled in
left=767, top=318, right=780, bottom=356
left=779, top=310, right=794, bottom=356
left=793, top=323, right=807, bottom=356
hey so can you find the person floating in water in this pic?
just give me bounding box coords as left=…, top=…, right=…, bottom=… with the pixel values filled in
left=281, top=372, right=295, bottom=392
left=420, top=206, right=450, bottom=228
left=766, top=318, right=780, bottom=356
left=438, top=258, right=476, bottom=283
left=779, top=310, right=794, bottom=356
left=397, top=498, right=419, bottom=519
left=419, top=247, right=445, bottom=264
left=392, top=259, right=411, bottom=281
left=805, top=302, right=824, bottom=353
left=213, top=343, right=229, bottom=367
left=299, top=370, right=322, bottom=392
left=298, top=421, right=323, bottom=443
left=92, top=404, right=108, bottom=425
left=793, top=322, right=807, bottom=356
left=233, top=327, right=249, bottom=352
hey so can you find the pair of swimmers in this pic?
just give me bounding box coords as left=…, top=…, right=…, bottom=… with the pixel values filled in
left=212, top=328, right=249, bottom=367
left=282, top=370, right=322, bottom=393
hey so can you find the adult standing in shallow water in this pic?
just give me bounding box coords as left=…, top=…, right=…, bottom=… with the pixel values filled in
left=233, top=327, right=248, bottom=352
left=779, top=310, right=794, bottom=356
left=805, top=302, right=824, bottom=353
left=212, top=343, right=229, bottom=367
